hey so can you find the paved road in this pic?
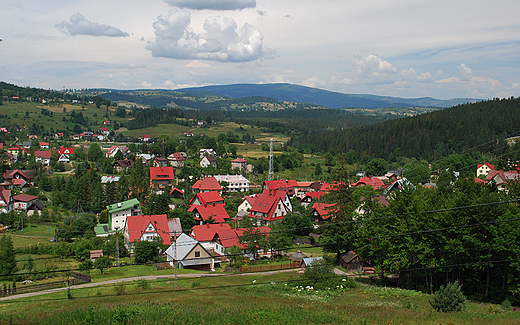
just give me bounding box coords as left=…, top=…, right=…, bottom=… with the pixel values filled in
left=0, top=269, right=298, bottom=302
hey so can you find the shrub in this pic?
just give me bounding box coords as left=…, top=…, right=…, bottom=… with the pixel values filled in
left=136, top=279, right=150, bottom=290
left=114, top=282, right=126, bottom=296
left=430, top=281, right=466, bottom=312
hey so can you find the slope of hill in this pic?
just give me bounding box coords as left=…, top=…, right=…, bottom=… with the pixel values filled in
left=289, top=97, right=520, bottom=162
left=176, top=83, right=480, bottom=109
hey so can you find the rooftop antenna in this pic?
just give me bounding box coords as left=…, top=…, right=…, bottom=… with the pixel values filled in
left=268, top=138, right=273, bottom=181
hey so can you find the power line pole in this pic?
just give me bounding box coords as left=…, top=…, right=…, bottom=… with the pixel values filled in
left=115, top=227, right=120, bottom=267
left=268, top=138, right=273, bottom=181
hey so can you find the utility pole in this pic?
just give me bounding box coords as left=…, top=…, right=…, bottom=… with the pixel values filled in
left=173, top=231, right=178, bottom=289
left=268, top=138, right=273, bottom=181
left=115, top=227, right=120, bottom=267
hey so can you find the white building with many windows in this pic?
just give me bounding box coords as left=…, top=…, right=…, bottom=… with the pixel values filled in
left=213, top=175, right=250, bottom=192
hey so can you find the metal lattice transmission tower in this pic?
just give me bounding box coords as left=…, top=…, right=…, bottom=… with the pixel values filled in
left=268, top=138, right=274, bottom=181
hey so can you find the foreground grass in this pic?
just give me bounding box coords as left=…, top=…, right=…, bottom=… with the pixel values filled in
left=1, top=272, right=519, bottom=324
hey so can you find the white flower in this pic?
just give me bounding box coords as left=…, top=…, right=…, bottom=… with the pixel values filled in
left=252, top=280, right=256, bottom=283
left=342, top=279, right=346, bottom=282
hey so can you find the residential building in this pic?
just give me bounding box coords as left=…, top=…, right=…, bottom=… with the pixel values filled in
left=237, top=195, right=257, bottom=214
left=34, top=150, right=52, bottom=166
left=199, top=148, right=216, bottom=158
left=13, top=193, right=45, bottom=216
left=188, top=204, right=230, bottom=224
left=477, top=162, right=495, bottom=177
left=190, top=223, right=238, bottom=256
left=299, top=191, right=325, bottom=208
left=200, top=155, right=217, bottom=168
left=58, top=147, right=74, bottom=163
left=0, top=188, right=13, bottom=213
left=248, top=190, right=292, bottom=226
left=189, top=191, right=225, bottom=206
left=107, top=198, right=142, bottom=231
left=165, top=233, right=217, bottom=271
left=311, top=203, right=338, bottom=223
left=213, top=174, right=250, bottom=192
left=192, top=176, right=222, bottom=193
left=149, top=166, right=175, bottom=191
left=124, top=214, right=171, bottom=250
left=231, top=158, right=247, bottom=171
left=113, top=159, right=134, bottom=172
left=167, top=152, right=187, bottom=168
left=153, top=157, right=169, bottom=167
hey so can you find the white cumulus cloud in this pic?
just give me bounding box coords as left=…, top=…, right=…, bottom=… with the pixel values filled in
left=458, top=63, right=472, bottom=81
left=55, top=13, right=129, bottom=37
left=146, top=9, right=272, bottom=62
left=352, top=54, right=397, bottom=84
left=164, top=0, right=256, bottom=10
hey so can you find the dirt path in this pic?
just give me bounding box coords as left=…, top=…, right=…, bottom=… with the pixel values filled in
left=0, top=269, right=298, bottom=302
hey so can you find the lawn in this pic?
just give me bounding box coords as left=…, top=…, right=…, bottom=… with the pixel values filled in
left=1, top=271, right=519, bottom=324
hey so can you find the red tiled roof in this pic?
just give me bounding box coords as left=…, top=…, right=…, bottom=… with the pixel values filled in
left=477, top=162, right=495, bottom=170
left=191, top=223, right=232, bottom=242
left=264, top=180, right=298, bottom=190
left=149, top=167, right=174, bottom=181
left=231, top=158, right=247, bottom=163
left=192, top=176, right=222, bottom=191
left=249, top=190, right=288, bottom=222
left=13, top=194, right=38, bottom=202
left=34, top=150, right=51, bottom=159
left=125, top=215, right=171, bottom=245
left=474, top=177, right=486, bottom=184
left=319, top=182, right=341, bottom=192
left=58, top=147, right=74, bottom=155
left=301, top=191, right=325, bottom=201
left=352, top=177, right=384, bottom=189
left=187, top=204, right=230, bottom=223
left=189, top=191, right=225, bottom=206
left=312, top=203, right=338, bottom=220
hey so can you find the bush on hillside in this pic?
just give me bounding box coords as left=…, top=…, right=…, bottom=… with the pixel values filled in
left=430, top=281, right=467, bottom=312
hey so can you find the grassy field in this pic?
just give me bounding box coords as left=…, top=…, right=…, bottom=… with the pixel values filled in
left=0, top=271, right=518, bottom=324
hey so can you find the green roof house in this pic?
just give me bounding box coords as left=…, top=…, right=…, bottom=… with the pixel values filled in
left=107, top=198, right=142, bottom=231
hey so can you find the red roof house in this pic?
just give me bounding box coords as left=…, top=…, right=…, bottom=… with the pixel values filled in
left=188, top=204, right=230, bottom=224
left=149, top=167, right=175, bottom=190
left=189, top=191, right=225, bottom=206
left=123, top=214, right=171, bottom=248
left=352, top=177, right=384, bottom=189
left=311, top=203, right=338, bottom=223
left=192, top=176, right=223, bottom=193
left=248, top=190, right=291, bottom=225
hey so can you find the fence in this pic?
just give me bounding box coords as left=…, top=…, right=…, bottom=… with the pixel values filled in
left=226, top=262, right=300, bottom=273
left=0, top=272, right=91, bottom=296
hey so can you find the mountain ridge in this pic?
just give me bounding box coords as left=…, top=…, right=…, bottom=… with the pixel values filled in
left=174, top=83, right=481, bottom=109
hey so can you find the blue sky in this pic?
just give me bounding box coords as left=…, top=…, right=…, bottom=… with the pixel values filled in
left=2, top=0, right=520, bottom=100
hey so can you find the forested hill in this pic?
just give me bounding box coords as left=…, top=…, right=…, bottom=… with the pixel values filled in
left=176, top=83, right=479, bottom=109
left=289, top=97, right=520, bottom=161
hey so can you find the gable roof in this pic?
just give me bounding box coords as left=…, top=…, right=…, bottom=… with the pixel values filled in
left=477, top=162, right=495, bottom=170
left=13, top=194, right=38, bottom=202
left=149, top=166, right=175, bottom=181
left=249, top=191, right=288, bottom=222
left=187, top=204, right=230, bottom=223
left=264, top=180, right=298, bottom=190
left=125, top=214, right=171, bottom=245
left=191, top=223, right=232, bottom=242
left=58, top=147, right=74, bottom=155
left=189, top=191, right=225, bottom=206
left=311, top=202, right=338, bottom=220
left=300, top=191, right=325, bottom=201
left=192, top=176, right=222, bottom=191
left=352, top=177, right=384, bottom=189
left=34, top=150, right=52, bottom=159
left=106, top=198, right=141, bottom=213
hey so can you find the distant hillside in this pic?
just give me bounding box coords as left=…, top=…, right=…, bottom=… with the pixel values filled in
left=176, top=83, right=480, bottom=109
left=289, top=97, right=520, bottom=163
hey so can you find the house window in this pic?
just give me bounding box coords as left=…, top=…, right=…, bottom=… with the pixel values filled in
left=195, top=251, right=200, bottom=257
